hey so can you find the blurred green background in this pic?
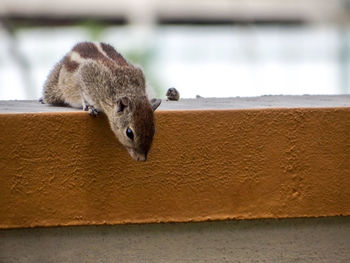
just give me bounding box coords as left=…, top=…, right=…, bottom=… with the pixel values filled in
left=1, top=0, right=350, bottom=99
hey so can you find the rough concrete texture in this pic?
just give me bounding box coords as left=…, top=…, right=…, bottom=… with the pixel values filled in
left=0, top=217, right=349, bottom=263
left=0, top=96, right=350, bottom=228
left=1, top=95, right=350, bottom=113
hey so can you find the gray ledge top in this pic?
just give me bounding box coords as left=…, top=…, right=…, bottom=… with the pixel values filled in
left=0, top=95, right=349, bottom=113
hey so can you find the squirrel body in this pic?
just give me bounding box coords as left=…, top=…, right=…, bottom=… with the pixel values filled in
left=42, top=42, right=161, bottom=161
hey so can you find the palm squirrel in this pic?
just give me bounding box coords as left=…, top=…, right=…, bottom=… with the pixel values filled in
left=41, top=42, right=161, bottom=162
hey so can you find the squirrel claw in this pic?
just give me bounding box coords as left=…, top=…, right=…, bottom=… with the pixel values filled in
left=88, top=106, right=99, bottom=117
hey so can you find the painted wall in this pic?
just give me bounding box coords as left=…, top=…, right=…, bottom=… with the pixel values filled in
left=0, top=108, right=350, bottom=228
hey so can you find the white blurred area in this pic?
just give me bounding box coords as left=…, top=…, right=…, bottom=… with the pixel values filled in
left=1, top=0, right=350, bottom=99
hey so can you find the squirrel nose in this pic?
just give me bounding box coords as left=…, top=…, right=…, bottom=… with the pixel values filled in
left=137, top=153, right=147, bottom=162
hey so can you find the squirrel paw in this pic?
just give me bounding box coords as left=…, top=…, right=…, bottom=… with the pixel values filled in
left=88, top=106, right=99, bottom=117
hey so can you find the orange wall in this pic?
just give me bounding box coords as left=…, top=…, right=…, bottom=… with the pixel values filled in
left=0, top=108, right=350, bottom=228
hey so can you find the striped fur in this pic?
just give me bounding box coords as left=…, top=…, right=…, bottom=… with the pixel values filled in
left=63, top=42, right=128, bottom=73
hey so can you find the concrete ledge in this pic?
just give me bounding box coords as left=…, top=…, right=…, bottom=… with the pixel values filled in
left=2, top=95, right=350, bottom=112
left=1, top=217, right=349, bottom=262
left=1, top=96, right=350, bottom=229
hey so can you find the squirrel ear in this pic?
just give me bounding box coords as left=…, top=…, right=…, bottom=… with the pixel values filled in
left=150, top=98, right=161, bottom=112
left=117, top=96, right=131, bottom=113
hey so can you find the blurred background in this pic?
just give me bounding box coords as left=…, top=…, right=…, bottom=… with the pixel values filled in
left=1, top=0, right=350, bottom=100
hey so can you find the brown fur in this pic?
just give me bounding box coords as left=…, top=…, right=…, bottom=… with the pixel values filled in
left=42, top=61, right=65, bottom=105
left=67, top=42, right=126, bottom=73
left=101, top=43, right=129, bottom=66
left=132, top=97, right=155, bottom=154
left=63, top=56, right=79, bottom=73
left=42, top=42, right=161, bottom=161
left=72, top=42, right=102, bottom=60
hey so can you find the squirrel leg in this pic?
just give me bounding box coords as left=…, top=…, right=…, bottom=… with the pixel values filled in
left=42, top=61, right=66, bottom=105
left=80, top=85, right=100, bottom=117
left=80, top=91, right=95, bottom=114
left=80, top=94, right=99, bottom=117
left=87, top=105, right=99, bottom=117
left=82, top=98, right=89, bottom=111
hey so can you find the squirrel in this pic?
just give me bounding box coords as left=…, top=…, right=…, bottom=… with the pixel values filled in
left=41, top=42, right=161, bottom=162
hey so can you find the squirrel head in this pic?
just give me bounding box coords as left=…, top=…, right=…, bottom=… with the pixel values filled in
left=79, top=60, right=161, bottom=161
left=109, top=96, right=161, bottom=161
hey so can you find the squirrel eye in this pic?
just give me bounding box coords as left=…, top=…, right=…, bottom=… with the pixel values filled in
left=126, top=127, right=134, bottom=140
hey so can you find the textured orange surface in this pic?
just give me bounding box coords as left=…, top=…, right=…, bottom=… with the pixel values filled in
left=0, top=108, right=350, bottom=228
